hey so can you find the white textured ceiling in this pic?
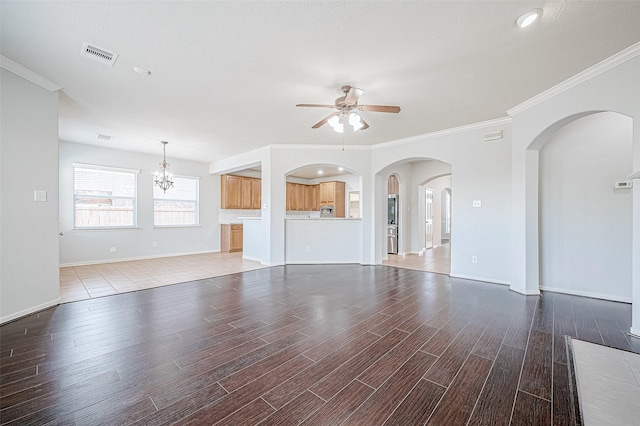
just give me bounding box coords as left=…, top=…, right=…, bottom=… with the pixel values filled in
left=2, top=1, right=640, bottom=163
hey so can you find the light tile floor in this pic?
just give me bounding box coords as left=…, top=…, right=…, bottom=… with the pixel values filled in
left=382, top=243, right=451, bottom=275
left=59, top=252, right=268, bottom=303
left=573, top=339, right=640, bottom=425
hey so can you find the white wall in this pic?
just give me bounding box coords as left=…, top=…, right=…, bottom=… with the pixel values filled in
left=59, top=141, right=218, bottom=265
left=539, top=112, right=633, bottom=301
left=371, top=120, right=513, bottom=285
left=285, top=219, right=362, bottom=264
left=1, top=69, right=60, bottom=323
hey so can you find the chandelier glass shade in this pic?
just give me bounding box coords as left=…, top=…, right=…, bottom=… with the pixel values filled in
left=154, top=141, right=174, bottom=193
left=328, top=113, right=364, bottom=133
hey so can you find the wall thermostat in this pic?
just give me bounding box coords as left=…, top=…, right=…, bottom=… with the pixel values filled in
left=614, top=181, right=632, bottom=189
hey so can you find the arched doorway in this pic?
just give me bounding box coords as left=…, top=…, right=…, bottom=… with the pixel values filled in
left=537, top=112, right=633, bottom=301
left=377, top=159, right=452, bottom=274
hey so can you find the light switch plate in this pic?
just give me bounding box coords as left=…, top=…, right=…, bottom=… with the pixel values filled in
left=34, top=190, right=47, bottom=202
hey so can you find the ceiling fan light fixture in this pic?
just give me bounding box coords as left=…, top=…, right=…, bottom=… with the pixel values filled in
left=349, top=113, right=364, bottom=131
left=516, top=9, right=542, bottom=28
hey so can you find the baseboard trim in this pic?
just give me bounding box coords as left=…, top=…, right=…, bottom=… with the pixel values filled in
left=60, top=250, right=220, bottom=267
left=540, top=286, right=632, bottom=303
left=509, top=288, right=541, bottom=296
left=261, top=261, right=284, bottom=267
left=285, top=261, right=360, bottom=265
left=449, top=273, right=511, bottom=286
left=1, top=298, right=60, bottom=325
left=629, top=328, right=640, bottom=339
left=242, top=255, right=261, bottom=262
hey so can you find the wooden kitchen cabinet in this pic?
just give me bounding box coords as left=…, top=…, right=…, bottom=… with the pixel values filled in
left=388, top=174, right=399, bottom=195
left=220, top=224, right=243, bottom=252
left=251, top=178, right=261, bottom=209
left=319, top=181, right=345, bottom=217
left=304, top=184, right=319, bottom=211
left=221, top=174, right=261, bottom=210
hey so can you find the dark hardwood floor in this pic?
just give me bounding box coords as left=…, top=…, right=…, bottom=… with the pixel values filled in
left=1, top=265, right=638, bottom=425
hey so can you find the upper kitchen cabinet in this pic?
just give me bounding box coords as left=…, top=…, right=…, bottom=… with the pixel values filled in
left=286, top=182, right=318, bottom=211
left=221, top=174, right=261, bottom=210
left=319, top=181, right=345, bottom=217
left=388, top=174, right=399, bottom=195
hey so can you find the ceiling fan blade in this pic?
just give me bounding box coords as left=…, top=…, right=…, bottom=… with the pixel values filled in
left=296, top=104, right=336, bottom=108
left=311, top=112, right=339, bottom=129
left=359, top=117, right=370, bottom=130
left=344, top=87, right=364, bottom=105
left=358, top=105, right=401, bottom=113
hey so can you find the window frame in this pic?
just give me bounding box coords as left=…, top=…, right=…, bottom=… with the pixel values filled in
left=73, top=163, right=140, bottom=230
left=152, top=175, right=200, bottom=228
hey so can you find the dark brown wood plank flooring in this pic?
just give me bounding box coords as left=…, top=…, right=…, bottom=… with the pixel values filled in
left=1, top=265, right=638, bottom=425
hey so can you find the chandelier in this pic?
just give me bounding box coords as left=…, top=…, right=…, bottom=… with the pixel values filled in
left=154, top=141, right=174, bottom=193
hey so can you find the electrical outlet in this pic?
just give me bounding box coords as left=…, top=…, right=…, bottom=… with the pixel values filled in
left=109, top=247, right=117, bottom=253
left=305, top=245, right=311, bottom=252
left=471, top=256, right=478, bottom=264
left=153, top=241, right=158, bottom=247
left=473, top=200, right=482, bottom=208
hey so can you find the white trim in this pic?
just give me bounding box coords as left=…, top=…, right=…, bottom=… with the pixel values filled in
left=0, top=298, right=60, bottom=325
left=261, top=261, right=284, bottom=266
left=509, top=287, right=541, bottom=296
left=270, top=144, right=371, bottom=151
left=0, top=55, right=62, bottom=92
left=73, top=163, right=140, bottom=174
left=628, top=170, right=640, bottom=179
left=629, top=328, right=640, bottom=339
left=449, top=273, right=511, bottom=286
left=59, top=250, right=219, bottom=267
left=242, top=255, right=262, bottom=262
left=540, top=286, right=632, bottom=303
left=285, top=261, right=360, bottom=265
left=507, top=41, right=640, bottom=116
left=372, top=117, right=512, bottom=150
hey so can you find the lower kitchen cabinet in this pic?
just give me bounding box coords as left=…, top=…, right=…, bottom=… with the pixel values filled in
left=221, top=224, right=243, bottom=252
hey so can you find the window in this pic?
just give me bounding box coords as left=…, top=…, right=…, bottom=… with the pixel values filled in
left=74, top=164, right=138, bottom=228
left=153, top=176, right=199, bottom=226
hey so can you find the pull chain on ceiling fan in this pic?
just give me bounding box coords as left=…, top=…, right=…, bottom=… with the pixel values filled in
left=296, top=85, right=401, bottom=132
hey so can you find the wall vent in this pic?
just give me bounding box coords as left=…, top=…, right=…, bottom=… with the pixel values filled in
left=81, top=42, right=119, bottom=66
left=483, top=130, right=504, bottom=142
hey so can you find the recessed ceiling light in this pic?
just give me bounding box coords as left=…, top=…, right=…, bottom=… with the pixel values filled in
left=338, top=167, right=344, bottom=171
left=96, top=134, right=113, bottom=141
left=133, top=66, right=151, bottom=75
left=318, top=170, right=324, bottom=175
left=516, top=9, right=542, bottom=28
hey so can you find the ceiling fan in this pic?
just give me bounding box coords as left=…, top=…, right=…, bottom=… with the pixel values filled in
left=296, top=85, right=401, bottom=132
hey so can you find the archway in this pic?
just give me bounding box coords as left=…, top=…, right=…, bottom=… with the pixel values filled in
left=536, top=112, right=633, bottom=301
left=375, top=158, right=452, bottom=274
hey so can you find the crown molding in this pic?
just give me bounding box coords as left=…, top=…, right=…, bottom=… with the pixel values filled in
left=371, top=116, right=512, bottom=150
left=270, top=144, right=371, bottom=151
left=1, top=55, right=62, bottom=92
left=507, top=41, right=640, bottom=116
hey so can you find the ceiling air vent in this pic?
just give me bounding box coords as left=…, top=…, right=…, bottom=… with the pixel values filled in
left=81, top=42, right=119, bottom=66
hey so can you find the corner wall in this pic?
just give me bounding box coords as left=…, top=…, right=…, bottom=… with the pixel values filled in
left=1, top=69, right=60, bottom=323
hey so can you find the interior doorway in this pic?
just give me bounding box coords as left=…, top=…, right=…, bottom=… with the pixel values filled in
left=424, top=188, right=433, bottom=249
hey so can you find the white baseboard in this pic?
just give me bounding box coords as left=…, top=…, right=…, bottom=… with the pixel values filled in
left=242, top=255, right=261, bottom=262
left=261, top=261, right=284, bottom=266
left=540, top=286, right=632, bottom=303
left=629, top=328, right=640, bottom=339
left=60, top=250, right=220, bottom=267
left=449, top=273, right=511, bottom=286
left=510, top=288, right=541, bottom=296
left=1, top=298, right=60, bottom=325
left=285, top=261, right=360, bottom=265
